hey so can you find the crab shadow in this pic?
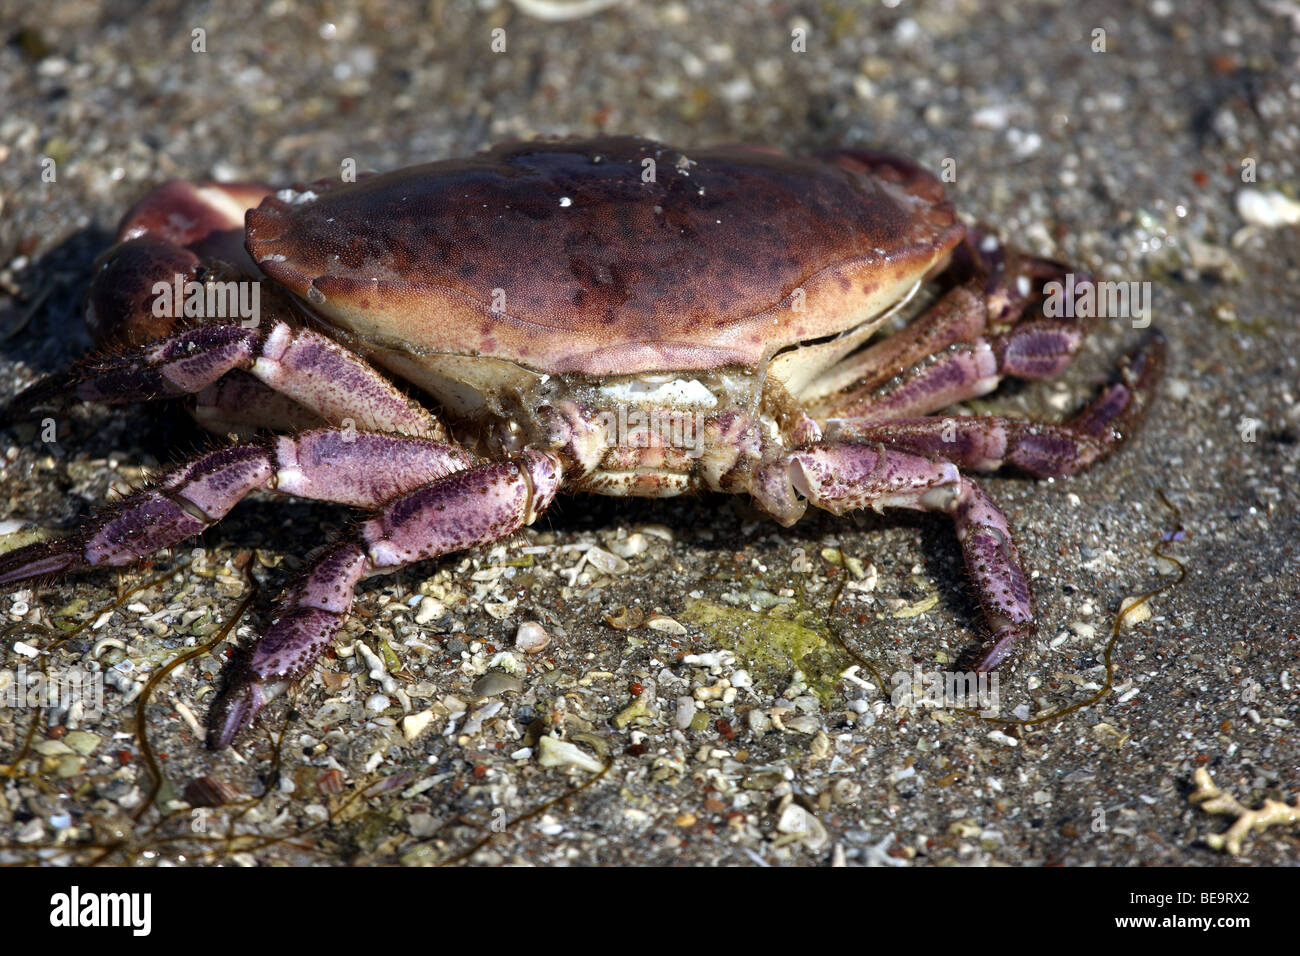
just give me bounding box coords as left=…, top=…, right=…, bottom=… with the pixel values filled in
left=533, top=488, right=1000, bottom=667
left=0, top=226, right=109, bottom=376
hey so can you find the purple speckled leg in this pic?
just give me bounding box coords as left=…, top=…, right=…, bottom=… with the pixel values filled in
left=823, top=316, right=1087, bottom=421
left=0, top=430, right=475, bottom=585
left=750, top=442, right=1033, bottom=671
left=208, top=450, right=563, bottom=748
left=3, top=319, right=443, bottom=439
left=826, top=332, right=1166, bottom=477
left=812, top=248, right=1095, bottom=422
left=192, top=371, right=327, bottom=437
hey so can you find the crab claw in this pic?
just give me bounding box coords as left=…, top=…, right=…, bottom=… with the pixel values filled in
left=0, top=538, right=80, bottom=586
left=206, top=675, right=267, bottom=750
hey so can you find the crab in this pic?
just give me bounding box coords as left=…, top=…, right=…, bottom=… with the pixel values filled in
left=0, top=136, right=1163, bottom=750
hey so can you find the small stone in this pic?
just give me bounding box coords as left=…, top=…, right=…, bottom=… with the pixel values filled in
left=675, top=696, right=697, bottom=730
left=64, top=730, right=101, bottom=755
left=613, top=694, right=650, bottom=729
left=472, top=672, right=524, bottom=697
left=407, top=812, right=438, bottom=838
left=514, top=620, right=549, bottom=653
left=1118, top=596, right=1152, bottom=627
left=775, top=801, right=829, bottom=852
left=743, top=769, right=786, bottom=790
left=1236, top=188, right=1300, bottom=228
left=609, top=533, right=649, bottom=558
left=15, top=819, right=44, bottom=843
left=56, top=755, right=84, bottom=778
left=461, top=700, right=504, bottom=735
left=783, top=714, right=820, bottom=735
left=365, top=694, right=391, bottom=714
left=183, top=775, right=240, bottom=807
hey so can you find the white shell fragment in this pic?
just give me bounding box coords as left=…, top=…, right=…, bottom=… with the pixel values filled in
left=414, top=596, right=444, bottom=624
left=645, top=614, right=687, bottom=635
left=585, top=547, right=631, bottom=575
left=537, top=735, right=605, bottom=773
left=1236, top=188, right=1300, bottom=228
left=402, top=709, right=435, bottom=742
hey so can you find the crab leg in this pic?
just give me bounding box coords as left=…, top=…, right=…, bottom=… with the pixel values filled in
left=750, top=443, right=1032, bottom=670
left=819, top=315, right=1087, bottom=422
left=2, top=320, right=445, bottom=440
left=803, top=283, right=989, bottom=404
left=0, top=431, right=475, bottom=585
left=826, top=332, right=1165, bottom=476
left=192, top=370, right=327, bottom=436
left=208, top=451, right=563, bottom=748
left=809, top=249, right=1095, bottom=421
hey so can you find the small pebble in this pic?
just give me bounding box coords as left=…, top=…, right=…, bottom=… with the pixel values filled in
left=783, top=715, right=820, bottom=735
left=1118, top=596, right=1152, bottom=627
left=609, top=532, right=649, bottom=558
left=675, top=696, right=696, bottom=730
left=472, top=672, right=523, bottom=697
left=514, top=620, right=550, bottom=653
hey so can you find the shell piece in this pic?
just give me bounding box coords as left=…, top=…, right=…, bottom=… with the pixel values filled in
left=246, top=137, right=961, bottom=376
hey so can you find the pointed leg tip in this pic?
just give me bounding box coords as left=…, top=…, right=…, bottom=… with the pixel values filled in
left=206, top=679, right=264, bottom=750
left=969, top=626, right=1027, bottom=673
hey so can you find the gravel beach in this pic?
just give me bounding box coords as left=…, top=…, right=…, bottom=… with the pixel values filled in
left=0, top=0, right=1297, bottom=866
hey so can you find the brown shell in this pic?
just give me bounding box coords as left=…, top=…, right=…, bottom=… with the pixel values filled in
left=245, top=136, right=962, bottom=376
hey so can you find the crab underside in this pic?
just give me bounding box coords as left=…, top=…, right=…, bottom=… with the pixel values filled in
left=0, top=137, right=1164, bottom=750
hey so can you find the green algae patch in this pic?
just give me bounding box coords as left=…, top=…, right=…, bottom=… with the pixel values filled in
left=682, top=597, right=846, bottom=706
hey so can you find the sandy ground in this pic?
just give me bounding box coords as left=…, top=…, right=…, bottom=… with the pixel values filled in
left=0, top=0, right=1297, bottom=866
